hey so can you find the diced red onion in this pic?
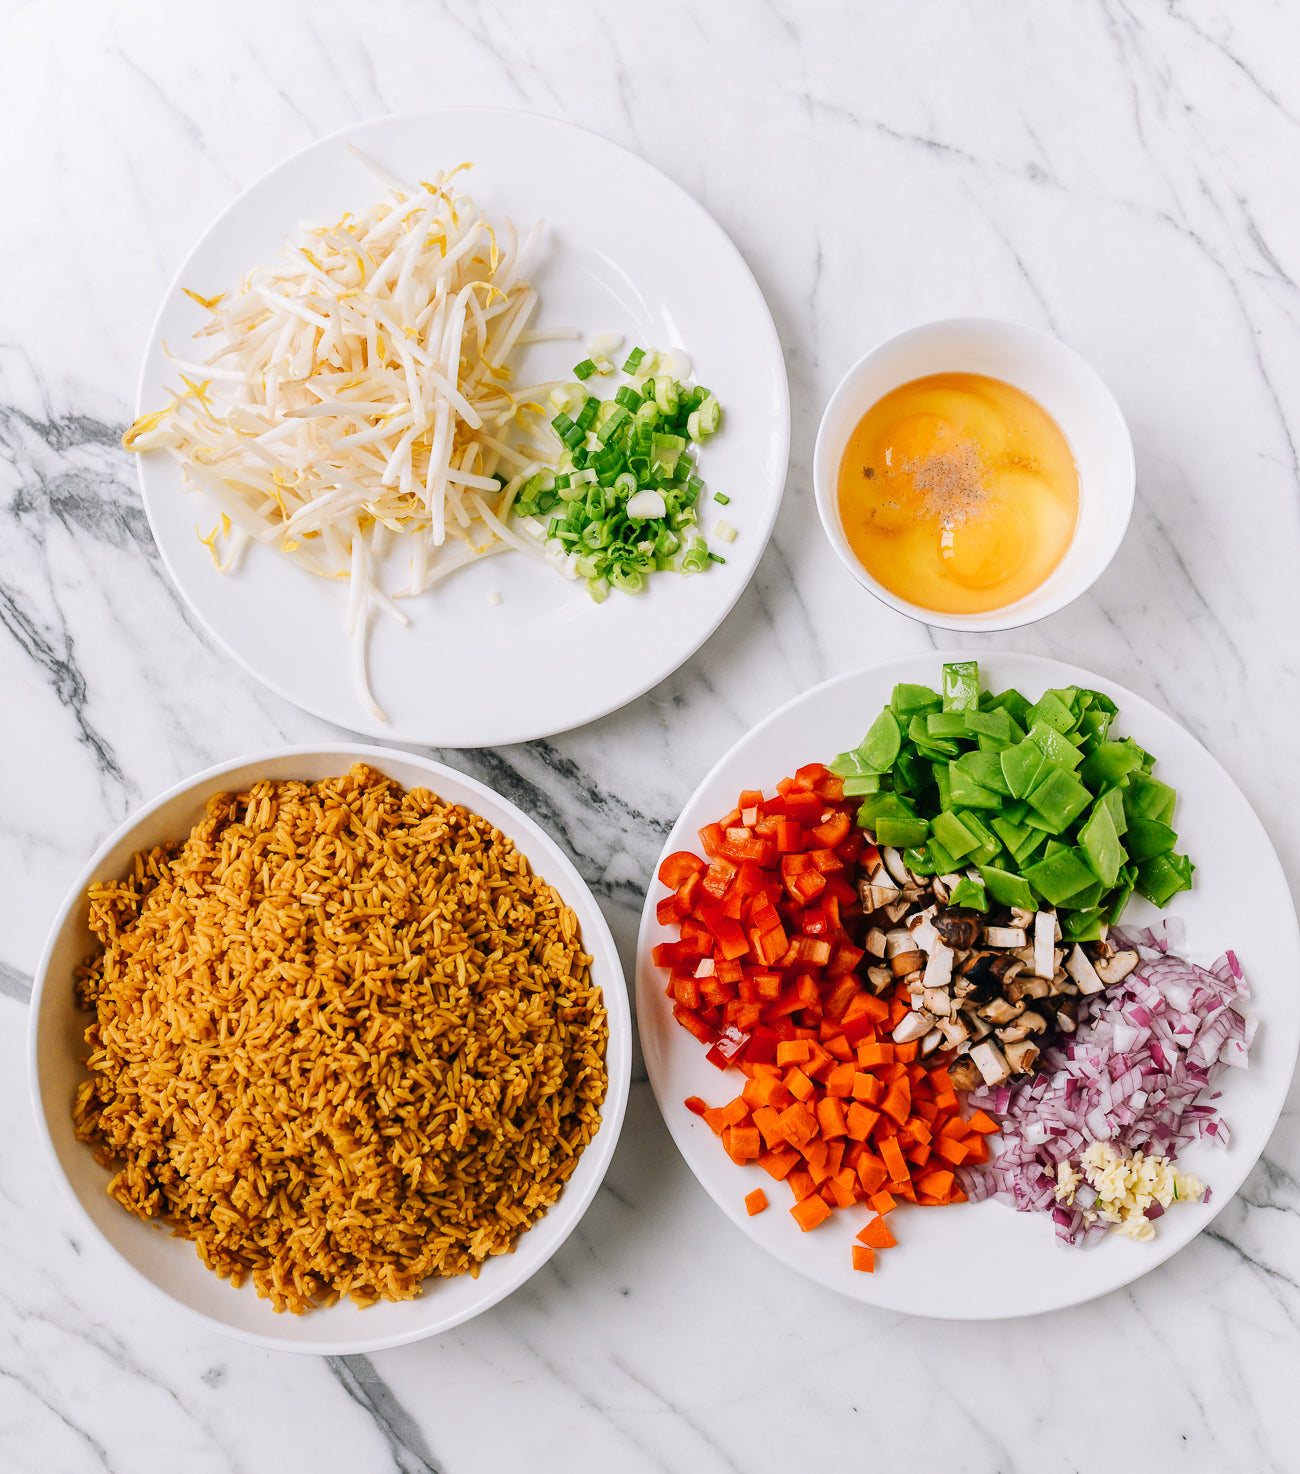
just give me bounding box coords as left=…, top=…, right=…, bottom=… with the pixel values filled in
left=966, top=933, right=1252, bottom=1246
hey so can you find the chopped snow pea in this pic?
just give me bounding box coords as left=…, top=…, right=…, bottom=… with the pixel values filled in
left=843, top=661, right=1194, bottom=926
left=943, top=661, right=981, bottom=712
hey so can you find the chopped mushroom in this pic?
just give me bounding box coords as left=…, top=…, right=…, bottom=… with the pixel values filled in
left=1003, top=1038, right=1041, bottom=1073
left=1033, top=911, right=1056, bottom=983
left=970, top=1039, right=1012, bottom=1086
left=1094, top=949, right=1140, bottom=985
left=1065, top=943, right=1106, bottom=995
left=892, top=1011, right=933, bottom=1045
left=984, top=926, right=1027, bottom=949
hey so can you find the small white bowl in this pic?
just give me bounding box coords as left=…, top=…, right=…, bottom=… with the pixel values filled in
left=812, top=318, right=1135, bottom=631
left=29, top=745, right=631, bottom=1355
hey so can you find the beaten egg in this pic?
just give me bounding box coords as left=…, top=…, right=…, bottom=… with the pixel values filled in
left=836, top=372, right=1079, bottom=615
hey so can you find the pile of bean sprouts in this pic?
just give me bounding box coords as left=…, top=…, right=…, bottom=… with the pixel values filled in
left=126, top=148, right=575, bottom=720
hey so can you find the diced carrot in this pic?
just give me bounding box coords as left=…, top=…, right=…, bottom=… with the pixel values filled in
left=965, top=1109, right=1001, bottom=1135
left=791, top=1195, right=833, bottom=1232
left=857, top=1042, right=893, bottom=1068
left=856, top=1151, right=888, bottom=1195
left=845, top=1102, right=879, bottom=1142
left=784, top=1066, right=816, bottom=1103
left=852, top=1072, right=884, bottom=1104
left=728, top=1126, right=762, bottom=1162
left=857, top=1215, right=897, bottom=1249
left=745, top=1188, right=769, bottom=1216
left=787, top=1169, right=818, bottom=1202
left=869, top=1190, right=897, bottom=1215
left=683, top=1095, right=709, bottom=1116
left=823, top=1032, right=854, bottom=1063
left=802, top=1136, right=829, bottom=1175
left=879, top=1135, right=908, bottom=1182
left=931, top=1134, right=969, bottom=1166
left=702, top=1107, right=728, bottom=1136
left=752, top=1105, right=786, bottom=1148
left=962, top=1135, right=990, bottom=1164
left=880, top=1081, right=911, bottom=1127
left=906, top=1115, right=933, bottom=1144
left=776, top=1039, right=813, bottom=1067
left=815, top=1096, right=847, bottom=1140
left=828, top=1168, right=859, bottom=1208
left=777, top=1101, right=818, bottom=1148
left=916, top=1168, right=955, bottom=1201
left=825, top=1062, right=857, bottom=1098
left=904, top=1141, right=931, bottom=1168
left=758, top=1146, right=799, bottom=1181
left=721, top=1096, right=750, bottom=1128
left=851, top=1244, right=876, bottom=1273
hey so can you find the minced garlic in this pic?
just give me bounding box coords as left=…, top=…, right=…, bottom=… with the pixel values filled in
left=1055, top=1143, right=1205, bottom=1242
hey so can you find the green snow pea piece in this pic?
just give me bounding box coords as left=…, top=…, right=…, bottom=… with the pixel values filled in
left=1027, top=688, right=1079, bottom=735
left=842, top=775, right=882, bottom=796
left=954, top=749, right=1012, bottom=795
left=1136, top=852, right=1195, bottom=906
left=1026, top=720, right=1084, bottom=771
left=1026, top=766, right=1093, bottom=833
left=1000, top=741, right=1047, bottom=800
left=926, top=837, right=960, bottom=875
left=978, top=865, right=1038, bottom=911
left=1078, top=739, right=1146, bottom=793
left=1077, top=794, right=1125, bottom=888
left=931, top=810, right=981, bottom=860
left=891, top=683, right=942, bottom=719
left=874, top=815, right=930, bottom=848
left=927, top=711, right=971, bottom=740
left=1125, top=774, right=1177, bottom=827
left=858, top=707, right=903, bottom=773
left=1126, top=818, right=1178, bottom=862
left=947, top=876, right=989, bottom=911
left=942, top=661, right=981, bottom=712
left=1022, top=847, right=1097, bottom=907
left=947, top=763, right=1003, bottom=810
left=910, top=714, right=960, bottom=757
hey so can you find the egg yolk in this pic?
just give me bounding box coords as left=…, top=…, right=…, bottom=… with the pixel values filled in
left=836, top=373, right=1079, bottom=615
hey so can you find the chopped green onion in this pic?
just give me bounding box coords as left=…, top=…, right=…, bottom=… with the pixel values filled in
left=622, top=346, right=646, bottom=374
left=573, top=358, right=597, bottom=380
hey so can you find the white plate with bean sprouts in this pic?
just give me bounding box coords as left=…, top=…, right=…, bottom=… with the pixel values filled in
left=129, top=109, right=789, bottom=745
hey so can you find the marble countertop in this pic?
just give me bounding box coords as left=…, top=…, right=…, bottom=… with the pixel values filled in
left=3, top=3, right=1299, bottom=1469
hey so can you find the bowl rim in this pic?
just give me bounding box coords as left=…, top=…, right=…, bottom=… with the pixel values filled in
left=811, top=316, right=1136, bottom=632
left=27, top=743, right=632, bottom=1355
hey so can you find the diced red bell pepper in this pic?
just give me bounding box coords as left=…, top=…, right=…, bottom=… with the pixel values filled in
left=699, top=822, right=726, bottom=857
left=700, top=908, right=749, bottom=961
left=811, top=811, right=851, bottom=847
left=705, top=1024, right=750, bottom=1069
left=673, top=1004, right=717, bottom=1044
left=658, top=850, right=707, bottom=889
left=657, top=895, right=686, bottom=925
left=700, top=857, right=738, bottom=900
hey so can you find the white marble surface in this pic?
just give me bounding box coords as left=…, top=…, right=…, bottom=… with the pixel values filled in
left=3, top=2, right=1299, bottom=1468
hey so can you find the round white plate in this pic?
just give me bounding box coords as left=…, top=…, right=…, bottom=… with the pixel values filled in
left=133, top=109, right=789, bottom=746
left=31, top=745, right=631, bottom=1354
left=635, top=651, right=1300, bottom=1319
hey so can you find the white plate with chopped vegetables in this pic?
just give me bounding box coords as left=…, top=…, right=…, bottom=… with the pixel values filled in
left=129, top=108, right=788, bottom=745
left=635, top=650, right=1300, bottom=1318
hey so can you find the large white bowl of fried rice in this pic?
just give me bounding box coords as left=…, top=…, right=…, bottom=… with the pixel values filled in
left=29, top=745, right=631, bottom=1354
